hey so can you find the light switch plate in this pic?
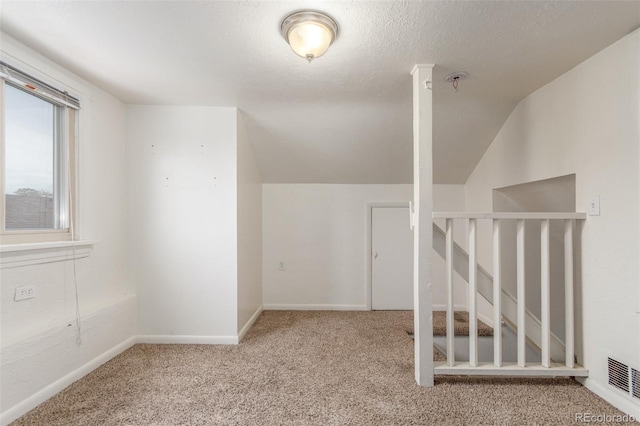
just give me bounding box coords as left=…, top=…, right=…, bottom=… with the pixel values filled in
left=588, top=196, right=600, bottom=216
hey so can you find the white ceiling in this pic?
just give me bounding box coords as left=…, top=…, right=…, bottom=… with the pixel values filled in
left=1, top=1, right=638, bottom=184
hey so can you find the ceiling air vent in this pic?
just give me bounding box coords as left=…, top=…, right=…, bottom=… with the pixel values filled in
left=633, top=368, right=639, bottom=399
left=608, top=357, right=629, bottom=393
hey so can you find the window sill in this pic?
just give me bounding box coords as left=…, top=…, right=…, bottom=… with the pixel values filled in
left=0, top=240, right=98, bottom=269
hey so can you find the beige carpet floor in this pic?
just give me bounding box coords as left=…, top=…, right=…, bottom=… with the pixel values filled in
left=12, top=311, right=635, bottom=425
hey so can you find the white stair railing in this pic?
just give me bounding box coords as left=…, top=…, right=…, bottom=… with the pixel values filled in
left=433, top=212, right=588, bottom=377
left=433, top=223, right=564, bottom=362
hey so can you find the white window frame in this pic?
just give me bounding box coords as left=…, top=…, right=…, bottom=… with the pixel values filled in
left=0, top=65, right=79, bottom=245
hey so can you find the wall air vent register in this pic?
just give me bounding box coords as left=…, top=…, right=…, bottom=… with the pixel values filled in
left=608, top=357, right=640, bottom=400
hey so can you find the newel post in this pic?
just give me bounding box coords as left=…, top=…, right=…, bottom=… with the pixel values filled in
left=411, top=64, right=434, bottom=387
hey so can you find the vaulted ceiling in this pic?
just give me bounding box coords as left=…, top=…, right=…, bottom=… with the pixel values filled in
left=1, top=1, right=638, bottom=184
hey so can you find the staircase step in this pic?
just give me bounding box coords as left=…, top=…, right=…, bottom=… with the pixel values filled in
left=433, top=311, right=493, bottom=337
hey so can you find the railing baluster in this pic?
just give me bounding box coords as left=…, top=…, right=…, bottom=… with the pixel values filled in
left=516, top=219, right=526, bottom=367
left=468, top=218, right=478, bottom=367
left=492, top=219, right=502, bottom=367
left=446, top=218, right=455, bottom=366
left=564, top=219, right=575, bottom=368
left=432, top=212, right=585, bottom=376
left=541, top=219, right=551, bottom=368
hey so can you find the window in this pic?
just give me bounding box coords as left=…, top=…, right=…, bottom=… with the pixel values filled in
left=0, top=62, right=79, bottom=244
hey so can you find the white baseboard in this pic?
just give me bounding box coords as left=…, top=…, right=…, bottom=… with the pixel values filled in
left=137, top=307, right=265, bottom=345
left=2, top=302, right=262, bottom=424
left=263, top=304, right=368, bottom=311
left=578, top=377, right=640, bottom=420
left=238, top=305, right=263, bottom=342
left=1, top=336, right=136, bottom=426
left=136, top=335, right=238, bottom=345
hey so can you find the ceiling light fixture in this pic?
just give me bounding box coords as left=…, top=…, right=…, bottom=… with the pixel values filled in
left=281, top=10, right=339, bottom=63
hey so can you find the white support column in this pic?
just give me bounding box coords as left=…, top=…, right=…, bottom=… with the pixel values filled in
left=540, top=219, right=551, bottom=368
left=411, top=64, right=435, bottom=387
left=446, top=218, right=455, bottom=367
left=492, top=219, right=502, bottom=367
left=468, top=218, right=478, bottom=367
left=516, top=219, right=526, bottom=367
left=564, top=219, right=575, bottom=368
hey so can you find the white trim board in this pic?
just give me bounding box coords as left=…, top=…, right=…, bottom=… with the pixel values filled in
left=0, top=336, right=136, bottom=426
left=1, top=304, right=262, bottom=424
left=136, top=335, right=238, bottom=345
left=238, top=305, right=263, bottom=342
left=263, top=304, right=368, bottom=311
left=434, top=361, right=588, bottom=377
left=0, top=240, right=98, bottom=269
left=136, top=306, right=264, bottom=345
left=578, top=378, right=640, bottom=420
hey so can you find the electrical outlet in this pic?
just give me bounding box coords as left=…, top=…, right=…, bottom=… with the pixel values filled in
left=278, top=261, right=286, bottom=271
left=14, top=285, right=36, bottom=301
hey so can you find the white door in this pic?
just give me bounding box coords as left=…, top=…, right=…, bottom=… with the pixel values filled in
left=371, top=207, right=414, bottom=310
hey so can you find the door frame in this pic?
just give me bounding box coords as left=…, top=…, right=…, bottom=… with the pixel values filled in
left=365, top=201, right=412, bottom=310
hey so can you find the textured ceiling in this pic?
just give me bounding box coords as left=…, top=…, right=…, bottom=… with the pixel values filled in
left=1, top=1, right=638, bottom=184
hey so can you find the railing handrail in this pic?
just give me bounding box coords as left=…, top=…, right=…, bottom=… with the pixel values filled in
left=433, top=212, right=587, bottom=220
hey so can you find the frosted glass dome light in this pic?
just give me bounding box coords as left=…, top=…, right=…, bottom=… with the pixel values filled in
left=281, top=11, right=339, bottom=63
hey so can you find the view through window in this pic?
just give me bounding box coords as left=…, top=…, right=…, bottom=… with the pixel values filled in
left=4, top=82, right=64, bottom=230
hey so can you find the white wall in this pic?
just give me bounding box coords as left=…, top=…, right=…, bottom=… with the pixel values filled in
left=0, top=34, right=136, bottom=423
left=465, top=29, right=640, bottom=417
left=262, top=184, right=466, bottom=310
left=126, top=106, right=239, bottom=341
left=236, top=111, right=263, bottom=337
